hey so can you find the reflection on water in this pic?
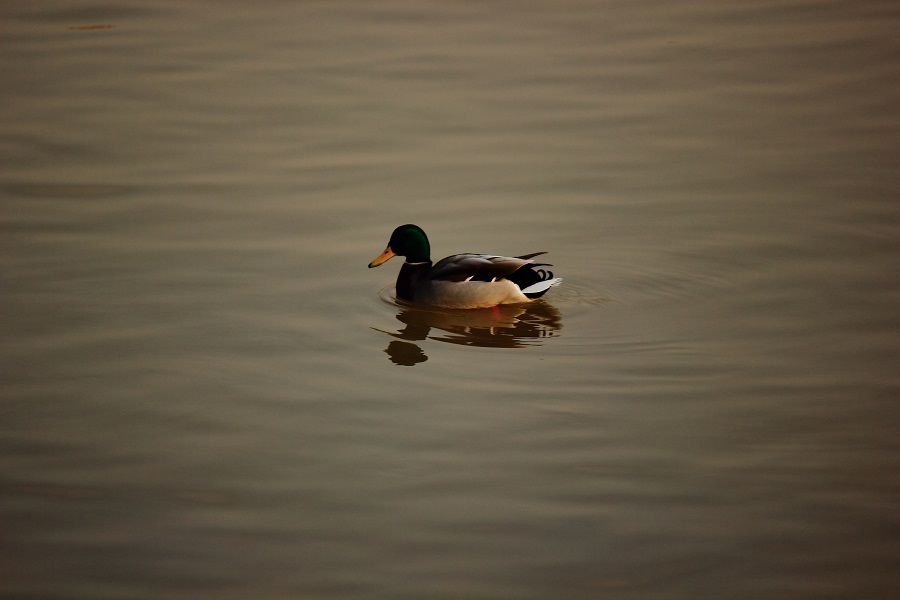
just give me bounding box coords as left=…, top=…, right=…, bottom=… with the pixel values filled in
left=2, top=0, right=897, bottom=597
left=375, top=295, right=562, bottom=365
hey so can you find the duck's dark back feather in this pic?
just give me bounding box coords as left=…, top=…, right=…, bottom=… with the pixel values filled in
left=515, top=252, right=547, bottom=260
left=428, top=254, right=536, bottom=282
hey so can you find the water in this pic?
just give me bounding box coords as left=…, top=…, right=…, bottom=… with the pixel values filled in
left=2, top=1, right=898, bottom=598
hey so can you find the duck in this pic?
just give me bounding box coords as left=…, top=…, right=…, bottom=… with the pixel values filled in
left=368, top=224, right=562, bottom=309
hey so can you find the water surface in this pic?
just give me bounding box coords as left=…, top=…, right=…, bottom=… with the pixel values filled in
left=1, top=1, right=898, bottom=598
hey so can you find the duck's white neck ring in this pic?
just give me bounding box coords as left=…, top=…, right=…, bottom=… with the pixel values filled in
left=404, top=261, right=429, bottom=265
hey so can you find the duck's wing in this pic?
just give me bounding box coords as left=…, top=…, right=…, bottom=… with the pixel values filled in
left=428, top=253, right=548, bottom=282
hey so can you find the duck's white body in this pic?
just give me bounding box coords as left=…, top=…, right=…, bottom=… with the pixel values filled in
left=418, top=279, right=529, bottom=308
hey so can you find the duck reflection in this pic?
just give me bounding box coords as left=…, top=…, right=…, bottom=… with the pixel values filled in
left=377, top=301, right=562, bottom=365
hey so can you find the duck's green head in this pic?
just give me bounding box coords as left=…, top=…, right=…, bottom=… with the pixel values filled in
left=368, top=224, right=431, bottom=267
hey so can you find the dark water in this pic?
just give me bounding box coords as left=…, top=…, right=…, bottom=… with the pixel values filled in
left=2, top=1, right=898, bottom=598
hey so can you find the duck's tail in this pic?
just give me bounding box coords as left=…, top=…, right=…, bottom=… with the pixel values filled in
left=510, top=261, right=562, bottom=299
left=520, top=275, right=563, bottom=298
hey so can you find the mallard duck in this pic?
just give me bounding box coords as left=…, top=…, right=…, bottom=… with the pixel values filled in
left=368, top=224, right=562, bottom=309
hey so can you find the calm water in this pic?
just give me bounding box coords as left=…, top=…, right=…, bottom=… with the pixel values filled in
left=2, top=1, right=898, bottom=598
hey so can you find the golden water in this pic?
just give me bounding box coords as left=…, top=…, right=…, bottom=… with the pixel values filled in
left=2, top=1, right=898, bottom=598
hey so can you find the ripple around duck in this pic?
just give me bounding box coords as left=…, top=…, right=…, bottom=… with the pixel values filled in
left=376, top=283, right=401, bottom=307
left=547, top=281, right=612, bottom=307
left=575, top=259, right=739, bottom=307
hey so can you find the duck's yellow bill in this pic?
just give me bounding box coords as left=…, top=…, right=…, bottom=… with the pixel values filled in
left=368, top=246, right=395, bottom=268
